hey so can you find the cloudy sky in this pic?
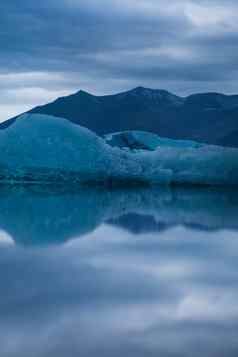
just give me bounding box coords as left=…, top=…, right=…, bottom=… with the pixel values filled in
left=0, top=0, right=238, bottom=121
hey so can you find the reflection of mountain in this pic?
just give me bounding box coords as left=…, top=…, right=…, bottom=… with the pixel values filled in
left=0, top=185, right=237, bottom=246
left=109, top=187, right=238, bottom=234
left=108, top=213, right=169, bottom=234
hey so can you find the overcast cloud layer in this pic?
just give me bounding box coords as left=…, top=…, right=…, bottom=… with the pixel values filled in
left=0, top=0, right=238, bottom=121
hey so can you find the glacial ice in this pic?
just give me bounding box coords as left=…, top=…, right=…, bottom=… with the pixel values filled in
left=0, top=113, right=237, bottom=185
left=105, top=130, right=203, bottom=151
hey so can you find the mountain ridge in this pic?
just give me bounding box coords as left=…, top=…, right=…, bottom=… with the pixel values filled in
left=1, top=86, right=238, bottom=147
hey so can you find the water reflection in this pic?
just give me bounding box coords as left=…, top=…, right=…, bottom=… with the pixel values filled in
left=0, top=185, right=237, bottom=245
left=0, top=185, right=238, bottom=357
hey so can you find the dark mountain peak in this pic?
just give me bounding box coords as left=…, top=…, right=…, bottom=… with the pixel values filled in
left=117, top=86, right=184, bottom=106
left=55, top=89, right=93, bottom=101
left=129, top=86, right=171, bottom=97
left=52, top=86, right=180, bottom=104
left=186, top=92, right=225, bottom=103
left=185, top=92, right=238, bottom=110
left=74, top=89, right=92, bottom=96
left=49, top=89, right=100, bottom=109
left=130, top=86, right=154, bottom=94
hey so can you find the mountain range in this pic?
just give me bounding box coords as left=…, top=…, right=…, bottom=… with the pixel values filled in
left=1, top=86, right=238, bottom=147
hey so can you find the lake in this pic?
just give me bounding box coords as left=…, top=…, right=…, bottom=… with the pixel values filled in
left=0, top=184, right=238, bottom=357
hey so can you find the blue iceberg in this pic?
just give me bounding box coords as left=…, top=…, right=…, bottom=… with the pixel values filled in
left=0, top=113, right=237, bottom=185
left=105, top=130, right=203, bottom=151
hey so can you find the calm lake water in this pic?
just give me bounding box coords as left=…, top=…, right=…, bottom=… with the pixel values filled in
left=0, top=185, right=238, bottom=357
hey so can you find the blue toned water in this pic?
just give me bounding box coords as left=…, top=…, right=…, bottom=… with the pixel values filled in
left=0, top=185, right=238, bottom=357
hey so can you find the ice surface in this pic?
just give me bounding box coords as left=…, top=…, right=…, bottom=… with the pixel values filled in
left=105, top=130, right=203, bottom=151
left=0, top=113, right=237, bottom=185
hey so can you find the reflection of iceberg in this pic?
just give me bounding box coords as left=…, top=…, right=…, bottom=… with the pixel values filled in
left=0, top=113, right=238, bottom=185
left=0, top=185, right=237, bottom=245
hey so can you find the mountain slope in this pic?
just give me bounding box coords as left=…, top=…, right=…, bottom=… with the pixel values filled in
left=1, top=86, right=238, bottom=147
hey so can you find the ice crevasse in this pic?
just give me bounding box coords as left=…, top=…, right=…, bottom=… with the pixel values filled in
left=0, top=113, right=237, bottom=185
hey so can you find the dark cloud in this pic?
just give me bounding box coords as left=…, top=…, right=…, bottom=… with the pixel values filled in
left=0, top=0, right=238, bottom=120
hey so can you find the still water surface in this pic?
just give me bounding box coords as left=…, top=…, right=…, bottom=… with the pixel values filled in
left=0, top=185, right=238, bottom=357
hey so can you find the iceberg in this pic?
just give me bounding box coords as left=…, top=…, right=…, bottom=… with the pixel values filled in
left=0, top=113, right=237, bottom=185
left=105, top=130, right=202, bottom=151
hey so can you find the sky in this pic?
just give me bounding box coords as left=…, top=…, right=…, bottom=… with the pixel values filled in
left=0, top=0, right=238, bottom=121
